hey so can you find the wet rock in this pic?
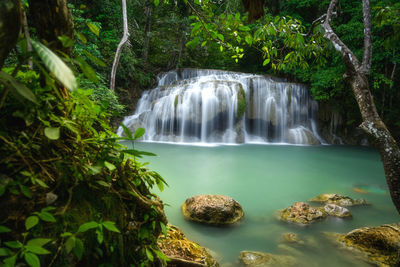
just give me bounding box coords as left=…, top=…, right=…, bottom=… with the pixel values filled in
left=327, top=223, right=400, bottom=266
left=281, top=233, right=304, bottom=244
left=157, top=225, right=219, bottom=267
left=182, top=195, right=244, bottom=225
left=277, top=202, right=326, bottom=225
left=323, top=204, right=352, bottom=218
left=238, top=251, right=297, bottom=267
left=309, top=193, right=368, bottom=206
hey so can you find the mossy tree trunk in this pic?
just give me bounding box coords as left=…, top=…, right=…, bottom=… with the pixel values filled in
left=321, top=0, right=400, bottom=214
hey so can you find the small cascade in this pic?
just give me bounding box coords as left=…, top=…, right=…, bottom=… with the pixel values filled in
left=118, top=69, right=325, bottom=145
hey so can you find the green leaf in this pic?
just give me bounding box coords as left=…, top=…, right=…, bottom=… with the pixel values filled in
left=39, top=211, right=56, bottom=222
left=122, top=149, right=156, bottom=158
left=83, top=50, right=106, bottom=67
left=201, top=41, right=207, bottom=47
left=44, top=127, right=60, bottom=140
left=0, top=225, right=11, bottom=233
left=0, top=71, right=37, bottom=104
left=263, top=58, right=270, bottom=66
left=102, top=221, right=120, bottom=233
left=26, top=238, right=52, bottom=247
left=160, top=222, right=167, bottom=236
left=30, top=40, right=77, bottom=91
left=153, top=249, right=169, bottom=262
left=25, top=245, right=51, bottom=255
left=146, top=248, right=154, bottom=261
left=19, top=184, right=32, bottom=198
left=217, top=33, right=224, bottom=41
left=0, top=247, right=11, bottom=257
left=96, top=229, right=103, bottom=244
left=104, top=161, right=116, bottom=171
left=120, top=124, right=133, bottom=139
left=73, top=238, right=84, bottom=259
left=24, top=252, right=40, bottom=267
left=35, top=179, right=49, bottom=188
left=220, top=45, right=223, bottom=52
left=87, top=23, right=100, bottom=36
left=134, top=128, right=145, bottom=140
left=76, top=57, right=98, bottom=83
left=4, top=254, right=17, bottom=267
left=96, top=180, right=110, bottom=187
left=5, top=241, right=22, bottom=249
left=25, top=216, right=39, bottom=230
left=245, top=35, right=253, bottom=45
left=154, top=0, right=159, bottom=6
left=65, top=236, right=75, bottom=253
left=76, top=32, right=87, bottom=44
left=60, top=232, right=72, bottom=238
left=77, top=221, right=98, bottom=233
left=57, top=35, right=74, bottom=48
left=156, top=180, right=164, bottom=192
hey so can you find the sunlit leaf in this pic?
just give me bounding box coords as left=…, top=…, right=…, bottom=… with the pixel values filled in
left=24, top=252, right=40, bottom=267
left=87, top=23, right=100, bottom=36
left=77, top=221, right=98, bottom=233
left=30, top=40, right=77, bottom=91
left=44, top=127, right=60, bottom=140
left=102, top=221, right=120, bottom=233
left=134, top=128, right=145, bottom=139
left=83, top=50, right=106, bottom=67
left=25, top=216, right=39, bottom=230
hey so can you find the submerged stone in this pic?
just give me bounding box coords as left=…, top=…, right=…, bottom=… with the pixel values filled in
left=326, top=223, right=400, bottom=266
left=277, top=202, right=326, bottom=225
left=323, top=204, right=352, bottom=218
left=309, top=193, right=369, bottom=206
left=157, top=225, right=219, bottom=267
left=181, top=195, right=244, bottom=225
left=238, top=251, right=297, bottom=267
left=281, top=233, right=304, bottom=244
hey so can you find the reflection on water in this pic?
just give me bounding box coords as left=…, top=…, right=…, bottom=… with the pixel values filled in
left=132, top=142, right=399, bottom=266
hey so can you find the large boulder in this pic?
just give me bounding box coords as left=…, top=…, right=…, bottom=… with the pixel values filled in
left=309, top=193, right=368, bottom=206
left=277, top=202, right=326, bottom=225
left=239, top=251, right=297, bottom=267
left=323, top=204, right=352, bottom=218
left=327, top=223, right=400, bottom=266
left=182, top=195, right=244, bottom=225
left=157, top=225, right=219, bottom=267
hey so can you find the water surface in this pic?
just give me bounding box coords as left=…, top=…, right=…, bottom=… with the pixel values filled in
left=134, top=142, right=399, bottom=266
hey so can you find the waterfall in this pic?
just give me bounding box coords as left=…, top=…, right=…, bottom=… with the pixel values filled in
left=117, top=69, right=325, bottom=145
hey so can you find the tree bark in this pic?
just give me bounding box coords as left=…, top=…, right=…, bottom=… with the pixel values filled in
left=0, top=0, right=21, bottom=69
left=322, top=0, right=400, bottom=213
left=110, top=0, right=130, bottom=91
left=142, top=2, right=152, bottom=69
left=28, top=0, right=74, bottom=54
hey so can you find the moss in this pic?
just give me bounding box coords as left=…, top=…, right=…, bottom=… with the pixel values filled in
left=174, top=95, right=179, bottom=108
left=237, top=86, right=247, bottom=120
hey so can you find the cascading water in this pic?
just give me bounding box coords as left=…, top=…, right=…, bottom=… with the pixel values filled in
left=117, top=69, right=325, bottom=145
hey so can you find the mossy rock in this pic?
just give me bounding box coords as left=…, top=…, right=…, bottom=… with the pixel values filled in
left=326, top=224, right=400, bottom=266
left=309, top=193, right=369, bottom=206
left=277, top=202, right=326, bottom=225
left=237, top=86, right=247, bottom=120
left=182, top=195, right=244, bottom=225
left=157, top=225, right=219, bottom=267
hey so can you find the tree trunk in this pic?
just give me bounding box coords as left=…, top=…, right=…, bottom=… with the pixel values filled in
left=28, top=0, right=74, bottom=54
left=322, top=0, right=400, bottom=213
left=0, top=0, right=21, bottom=69
left=110, top=0, right=130, bottom=91
left=142, top=2, right=152, bottom=69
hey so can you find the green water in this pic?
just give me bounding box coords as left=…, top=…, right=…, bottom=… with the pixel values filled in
left=134, top=142, right=399, bottom=266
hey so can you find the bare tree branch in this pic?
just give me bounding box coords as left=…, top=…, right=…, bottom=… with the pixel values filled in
left=110, top=0, right=130, bottom=91
left=361, top=0, right=372, bottom=74
left=322, top=0, right=360, bottom=73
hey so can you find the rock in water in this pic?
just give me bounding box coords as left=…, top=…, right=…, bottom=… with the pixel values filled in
left=277, top=202, right=326, bottom=225
left=239, top=251, right=297, bottom=267
left=157, top=225, right=219, bottom=267
left=323, top=204, right=352, bottom=218
left=181, top=195, right=244, bottom=225
left=309, top=193, right=368, bottom=206
left=330, top=223, right=400, bottom=266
